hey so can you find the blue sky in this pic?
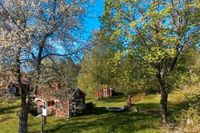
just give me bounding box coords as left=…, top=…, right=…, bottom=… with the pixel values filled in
left=84, top=0, right=104, bottom=34
left=51, top=0, right=104, bottom=63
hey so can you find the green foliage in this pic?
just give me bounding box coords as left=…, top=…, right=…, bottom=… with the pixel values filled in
left=77, top=40, right=111, bottom=94
left=78, top=35, right=157, bottom=95
left=100, top=0, right=200, bottom=123
left=184, top=85, right=200, bottom=111
left=29, top=103, right=38, bottom=117
left=172, top=75, right=200, bottom=132
left=101, top=0, right=200, bottom=72
left=175, top=107, right=200, bottom=133
left=143, top=47, right=176, bottom=64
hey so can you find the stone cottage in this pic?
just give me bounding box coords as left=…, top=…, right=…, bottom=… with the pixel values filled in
left=34, top=84, right=86, bottom=118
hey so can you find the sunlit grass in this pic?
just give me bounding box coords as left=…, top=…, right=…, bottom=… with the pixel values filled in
left=0, top=93, right=187, bottom=133
left=86, top=95, right=126, bottom=108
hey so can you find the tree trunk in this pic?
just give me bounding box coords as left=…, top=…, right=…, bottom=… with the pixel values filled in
left=157, top=70, right=168, bottom=125
left=16, top=48, right=29, bottom=133
left=160, top=85, right=168, bottom=125
left=18, top=89, right=28, bottom=133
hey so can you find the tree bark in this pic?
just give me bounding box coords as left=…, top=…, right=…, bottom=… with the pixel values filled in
left=18, top=84, right=32, bottom=133
left=157, top=70, right=168, bottom=125
left=18, top=36, right=45, bottom=133
left=16, top=48, right=30, bottom=133
left=18, top=93, right=28, bottom=133
left=160, top=85, right=168, bottom=125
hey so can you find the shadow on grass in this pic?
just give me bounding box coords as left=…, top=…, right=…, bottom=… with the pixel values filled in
left=168, top=101, right=188, bottom=113
left=39, top=100, right=162, bottom=133
left=28, top=102, right=188, bottom=133
left=136, top=103, right=159, bottom=110
left=0, top=116, right=13, bottom=122
left=28, top=94, right=190, bottom=133
left=90, top=106, right=108, bottom=115
left=168, top=101, right=189, bottom=122
left=0, top=105, right=19, bottom=115
left=77, top=106, right=108, bottom=117
left=31, top=94, right=189, bottom=133
left=44, top=111, right=161, bottom=133
left=136, top=100, right=189, bottom=123
left=99, top=95, right=125, bottom=103
left=136, top=100, right=189, bottom=118
left=42, top=95, right=163, bottom=133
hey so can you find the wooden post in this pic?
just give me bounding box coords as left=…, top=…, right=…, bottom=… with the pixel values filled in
left=127, top=95, right=132, bottom=111
left=41, top=102, right=47, bottom=133
left=41, top=115, right=44, bottom=133
left=41, top=115, right=46, bottom=133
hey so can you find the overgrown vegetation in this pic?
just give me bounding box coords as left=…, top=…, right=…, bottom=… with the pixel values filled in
left=0, top=0, right=199, bottom=132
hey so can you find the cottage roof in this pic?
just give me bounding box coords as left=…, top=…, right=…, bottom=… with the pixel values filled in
left=9, top=79, right=30, bottom=85
left=36, top=85, right=85, bottom=101
left=37, top=86, right=56, bottom=101
left=55, top=87, right=85, bottom=100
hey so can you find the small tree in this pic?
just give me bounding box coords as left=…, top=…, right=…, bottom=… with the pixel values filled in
left=0, top=0, right=92, bottom=132
left=100, top=0, right=200, bottom=125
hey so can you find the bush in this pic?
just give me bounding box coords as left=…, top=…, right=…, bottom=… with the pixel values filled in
left=29, top=103, right=38, bottom=116
left=145, top=87, right=159, bottom=94
left=84, top=102, right=95, bottom=114
left=0, top=95, right=17, bottom=104
left=184, top=86, right=199, bottom=111
left=175, top=107, right=200, bottom=133
left=86, top=102, right=95, bottom=110
left=170, top=90, right=186, bottom=104
left=131, top=93, right=145, bottom=103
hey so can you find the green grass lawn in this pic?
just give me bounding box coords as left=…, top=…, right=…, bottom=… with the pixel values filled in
left=0, top=94, right=183, bottom=133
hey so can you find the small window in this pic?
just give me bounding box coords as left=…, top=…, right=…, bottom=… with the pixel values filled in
left=10, top=86, right=16, bottom=94
left=103, top=89, right=107, bottom=97
left=55, top=102, right=62, bottom=109
left=48, top=101, right=55, bottom=106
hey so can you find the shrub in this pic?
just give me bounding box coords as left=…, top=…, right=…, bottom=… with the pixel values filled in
left=170, top=89, right=186, bottom=104
left=86, top=102, right=95, bottom=110
left=29, top=103, right=38, bottom=116
left=183, top=85, right=200, bottom=110
left=145, top=87, right=159, bottom=94
left=175, top=107, right=200, bottom=133
left=172, top=84, right=200, bottom=132
left=0, top=95, right=17, bottom=105
left=84, top=102, right=95, bottom=114
left=131, top=93, right=145, bottom=103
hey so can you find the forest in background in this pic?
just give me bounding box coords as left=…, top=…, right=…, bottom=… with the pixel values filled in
left=0, top=0, right=200, bottom=132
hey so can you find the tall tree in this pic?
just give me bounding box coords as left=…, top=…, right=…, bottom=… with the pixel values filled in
left=78, top=31, right=152, bottom=96
left=78, top=32, right=110, bottom=95
left=100, top=0, right=200, bottom=125
left=0, top=0, right=92, bottom=132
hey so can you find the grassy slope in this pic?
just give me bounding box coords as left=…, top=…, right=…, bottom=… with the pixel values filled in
left=0, top=100, right=20, bottom=132
left=0, top=94, right=183, bottom=133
